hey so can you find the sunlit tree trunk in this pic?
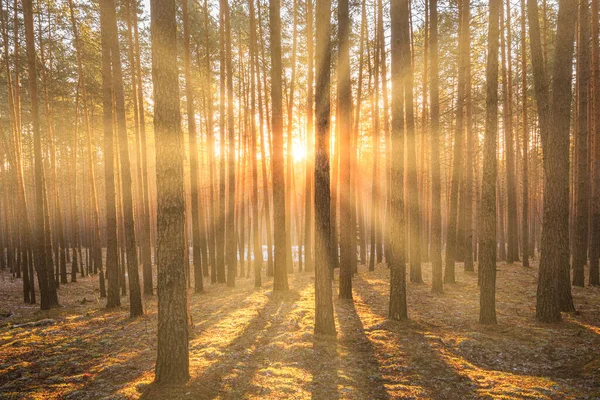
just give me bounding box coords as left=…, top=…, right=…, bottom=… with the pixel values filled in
left=183, top=0, right=204, bottom=293
left=270, top=0, right=289, bottom=291
left=314, top=0, right=335, bottom=335
left=338, top=0, right=353, bottom=299
left=502, top=0, right=519, bottom=264
left=480, top=0, right=501, bottom=324
left=445, top=0, right=468, bottom=283
left=521, top=0, right=530, bottom=267
left=463, top=0, right=474, bottom=272
left=388, top=0, right=408, bottom=320
left=255, top=0, right=274, bottom=278
left=286, top=0, right=298, bottom=274
left=370, top=3, right=381, bottom=272
left=224, top=0, right=236, bottom=287
left=125, top=0, right=153, bottom=296
left=106, top=0, right=143, bottom=316
left=152, top=0, right=190, bottom=384
left=430, top=0, right=443, bottom=294
left=353, top=0, right=367, bottom=269
left=379, top=0, right=390, bottom=266
left=201, top=0, right=217, bottom=283
left=216, top=0, right=227, bottom=284
left=404, top=1, right=421, bottom=284
left=249, top=0, right=262, bottom=287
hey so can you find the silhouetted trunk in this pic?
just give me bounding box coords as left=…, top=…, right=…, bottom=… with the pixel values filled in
left=250, top=0, right=262, bottom=287
left=106, top=0, right=143, bottom=316
left=445, top=0, right=468, bottom=283
left=224, top=0, right=236, bottom=287
left=430, top=0, right=443, bottom=294
left=304, top=0, right=315, bottom=273
left=404, top=1, right=421, bottom=284
left=24, top=0, right=57, bottom=310
left=463, top=0, right=474, bottom=272
left=521, top=0, right=530, bottom=267
left=388, top=0, right=408, bottom=321
left=528, top=0, right=577, bottom=322
left=590, top=0, right=600, bottom=285
left=183, top=0, right=204, bottom=293
left=270, top=0, right=289, bottom=291
left=314, top=0, right=336, bottom=335
left=100, top=0, right=120, bottom=309
left=338, top=0, right=353, bottom=299
left=572, top=0, right=589, bottom=287
left=502, top=0, right=519, bottom=263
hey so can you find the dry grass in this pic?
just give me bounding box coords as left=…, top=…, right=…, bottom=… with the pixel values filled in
left=1, top=259, right=599, bottom=399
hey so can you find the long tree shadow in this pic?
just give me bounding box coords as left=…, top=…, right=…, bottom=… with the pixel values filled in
left=310, top=335, right=340, bottom=400
left=353, top=273, right=480, bottom=399
left=140, top=289, right=303, bottom=399
left=334, top=298, right=390, bottom=399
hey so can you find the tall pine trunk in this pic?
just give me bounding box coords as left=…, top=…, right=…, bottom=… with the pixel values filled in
left=152, top=0, right=190, bottom=383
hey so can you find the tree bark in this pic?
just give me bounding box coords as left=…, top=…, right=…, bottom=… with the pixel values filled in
left=480, top=0, right=501, bottom=325
left=151, top=0, right=190, bottom=383
left=270, top=0, right=289, bottom=291
left=314, top=0, right=336, bottom=335
left=573, top=0, right=590, bottom=287
left=388, top=0, right=408, bottom=321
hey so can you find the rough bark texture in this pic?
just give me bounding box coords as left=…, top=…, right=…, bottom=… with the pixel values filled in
left=528, top=0, right=577, bottom=322
left=521, top=0, right=530, bottom=267
left=99, top=0, right=120, bottom=309
left=183, top=0, right=204, bottom=293
left=106, top=0, right=143, bottom=316
left=590, top=0, right=600, bottom=286
left=445, top=0, right=468, bottom=283
left=314, top=0, right=336, bottom=335
left=304, top=0, right=315, bottom=273
left=151, top=0, right=190, bottom=383
left=572, top=0, right=589, bottom=287
left=338, top=0, right=353, bottom=299
left=249, top=0, right=262, bottom=288
left=270, top=0, right=289, bottom=292
left=389, top=0, right=408, bottom=321
left=480, top=0, right=500, bottom=325
left=429, top=0, right=443, bottom=294
left=23, top=0, right=56, bottom=310
left=224, top=0, right=236, bottom=288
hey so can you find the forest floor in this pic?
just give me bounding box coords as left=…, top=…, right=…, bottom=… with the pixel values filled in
left=1, top=259, right=600, bottom=399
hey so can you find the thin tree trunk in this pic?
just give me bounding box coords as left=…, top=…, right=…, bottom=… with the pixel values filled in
left=270, top=0, right=289, bottom=291
left=389, top=0, right=408, bottom=321
left=573, top=0, right=590, bottom=287
left=430, top=0, right=443, bottom=293
left=23, top=0, right=57, bottom=310
left=183, top=0, right=204, bottom=293
left=521, top=0, right=530, bottom=267
left=589, top=0, right=600, bottom=285
left=224, top=0, right=236, bottom=287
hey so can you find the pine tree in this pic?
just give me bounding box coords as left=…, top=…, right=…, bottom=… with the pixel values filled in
left=152, top=0, right=190, bottom=383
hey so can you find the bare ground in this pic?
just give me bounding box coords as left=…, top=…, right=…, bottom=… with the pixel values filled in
left=1, top=259, right=599, bottom=399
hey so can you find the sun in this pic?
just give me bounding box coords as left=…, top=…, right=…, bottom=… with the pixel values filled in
left=292, top=138, right=306, bottom=161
